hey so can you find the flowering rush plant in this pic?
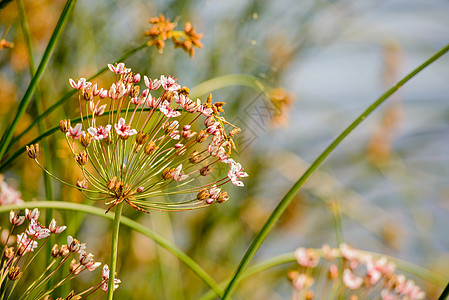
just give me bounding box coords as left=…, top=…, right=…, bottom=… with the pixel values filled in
left=31, top=62, right=247, bottom=213
left=1, top=208, right=118, bottom=299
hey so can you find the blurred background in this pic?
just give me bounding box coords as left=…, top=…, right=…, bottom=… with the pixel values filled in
left=1, top=0, right=449, bottom=299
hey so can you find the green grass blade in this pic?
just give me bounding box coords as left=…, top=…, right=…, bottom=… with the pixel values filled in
left=0, top=0, right=77, bottom=162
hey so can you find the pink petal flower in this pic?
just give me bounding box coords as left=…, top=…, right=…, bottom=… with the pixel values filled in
left=227, top=161, right=248, bottom=187
left=25, top=208, right=40, bottom=221
left=49, top=219, right=67, bottom=234
left=108, top=62, right=126, bottom=74
left=160, top=75, right=180, bottom=91
left=114, top=118, right=137, bottom=138
left=69, top=78, right=89, bottom=90
left=66, top=123, right=84, bottom=139
left=26, top=219, right=50, bottom=239
left=88, top=125, right=112, bottom=140
left=343, top=268, right=363, bottom=290
left=9, top=210, right=25, bottom=226
left=144, top=76, right=161, bottom=90
left=101, top=265, right=121, bottom=292
left=1, top=181, right=24, bottom=206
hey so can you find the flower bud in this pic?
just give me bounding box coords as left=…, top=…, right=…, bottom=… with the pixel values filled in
left=76, top=178, right=88, bottom=189
left=70, top=258, right=82, bottom=275
left=51, top=244, right=60, bottom=258
left=75, top=151, right=88, bottom=165
left=4, top=247, right=14, bottom=260
left=189, top=151, right=201, bottom=164
left=229, top=128, right=241, bottom=137
left=200, top=165, right=213, bottom=176
left=162, top=167, right=173, bottom=180
left=136, top=132, right=149, bottom=145
left=196, top=188, right=210, bottom=201
left=80, top=133, right=92, bottom=147
left=59, top=245, right=70, bottom=257
left=26, top=144, right=39, bottom=159
left=60, top=119, right=71, bottom=133
left=8, top=266, right=22, bottom=281
left=107, top=177, right=118, bottom=191
left=217, top=191, right=229, bottom=203
left=66, top=290, right=82, bottom=300
left=144, top=141, right=158, bottom=155
left=196, top=130, right=208, bottom=143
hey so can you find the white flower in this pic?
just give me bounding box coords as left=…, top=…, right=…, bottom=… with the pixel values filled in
left=160, top=75, right=180, bottom=91
left=49, top=219, right=67, bottom=234
left=227, top=161, right=248, bottom=187
left=69, top=78, right=90, bottom=90
left=114, top=118, right=137, bottom=138
left=101, top=265, right=121, bottom=292
left=159, top=100, right=181, bottom=118
left=66, top=123, right=84, bottom=139
left=88, top=125, right=112, bottom=140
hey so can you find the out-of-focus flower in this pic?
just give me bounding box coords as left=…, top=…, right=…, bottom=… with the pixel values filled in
left=289, top=244, right=426, bottom=300
left=269, top=87, right=294, bottom=128
left=145, top=14, right=203, bottom=57
left=0, top=38, right=14, bottom=49
left=0, top=175, right=24, bottom=206
left=101, top=264, right=121, bottom=292
left=33, top=63, right=247, bottom=213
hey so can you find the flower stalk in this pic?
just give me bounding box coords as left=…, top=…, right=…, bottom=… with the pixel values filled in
left=107, top=202, right=124, bottom=300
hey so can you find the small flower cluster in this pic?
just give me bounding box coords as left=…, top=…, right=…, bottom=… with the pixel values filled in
left=1, top=208, right=119, bottom=299
left=31, top=62, right=247, bottom=212
left=0, top=174, right=24, bottom=206
left=288, top=244, right=425, bottom=300
left=145, top=14, right=203, bottom=57
left=0, top=38, right=14, bottom=49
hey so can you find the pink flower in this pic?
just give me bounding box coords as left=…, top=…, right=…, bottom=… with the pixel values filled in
left=88, top=125, right=112, bottom=140
left=160, top=75, right=180, bottom=91
left=26, top=219, right=50, bottom=239
left=79, top=251, right=101, bottom=271
left=102, top=265, right=121, bottom=292
left=294, top=247, right=320, bottom=268
left=90, top=101, right=107, bottom=116
left=198, top=104, right=213, bottom=117
left=172, top=164, right=188, bottom=181
left=159, top=100, right=181, bottom=118
left=49, top=219, right=67, bottom=234
left=227, top=160, right=248, bottom=187
left=17, top=233, right=38, bottom=253
left=25, top=208, right=40, bottom=221
left=66, top=123, right=84, bottom=139
left=205, top=185, right=221, bottom=204
left=9, top=211, right=25, bottom=226
left=114, top=118, right=137, bottom=138
left=144, top=76, right=161, bottom=90
left=340, top=243, right=358, bottom=261
left=69, top=78, right=89, bottom=90
left=108, top=63, right=126, bottom=74
left=0, top=180, right=24, bottom=206
left=208, top=144, right=226, bottom=157
left=343, top=268, right=363, bottom=290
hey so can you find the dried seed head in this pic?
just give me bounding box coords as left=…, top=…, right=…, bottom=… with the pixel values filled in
left=217, top=191, right=229, bottom=203
left=132, top=85, right=140, bottom=98
left=196, top=188, right=210, bottom=201
left=60, top=119, right=71, bottom=133
left=162, top=167, right=173, bottom=180
left=75, top=151, right=88, bottom=165
left=8, top=266, right=22, bottom=281
left=26, top=144, right=39, bottom=159
left=52, top=244, right=60, bottom=258
left=206, top=93, right=212, bottom=104
left=4, top=247, right=14, bottom=260
left=136, top=132, right=149, bottom=145
left=196, top=130, right=208, bottom=143
left=80, top=133, right=92, bottom=147
left=189, top=151, right=201, bottom=164
left=214, top=102, right=226, bottom=113
left=70, top=258, right=81, bottom=275
left=200, top=165, right=213, bottom=176
left=144, top=141, right=158, bottom=155
left=76, top=178, right=88, bottom=189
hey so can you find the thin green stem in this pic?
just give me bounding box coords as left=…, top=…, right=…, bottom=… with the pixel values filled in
left=0, top=0, right=77, bottom=162
left=17, top=0, right=55, bottom=274
left=107, top=202, right=123, bottom=300
left=220, top=43, right=449, bottom=299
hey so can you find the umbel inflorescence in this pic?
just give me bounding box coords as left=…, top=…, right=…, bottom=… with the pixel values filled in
left=31, top=62, right=247, bottom=213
